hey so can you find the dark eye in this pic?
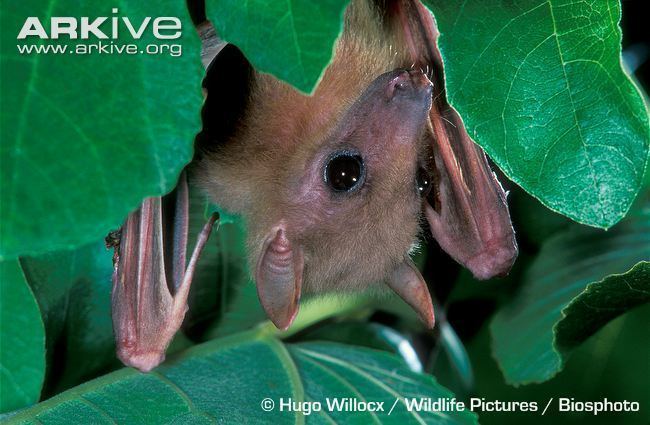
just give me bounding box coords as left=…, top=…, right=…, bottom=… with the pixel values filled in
left=325, top=152, right=365, bottom=192
left=416, top=167, right=432, bottom=197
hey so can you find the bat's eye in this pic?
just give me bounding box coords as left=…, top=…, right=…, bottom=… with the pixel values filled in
left=416, top=167, right=432, bottom=197
left=325, top=151, right=365, bottom=192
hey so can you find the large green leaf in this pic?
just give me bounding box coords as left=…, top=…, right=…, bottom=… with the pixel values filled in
left=491, top=206, right=650, bottom=385
left=20, top=241, right=118, bottom=393
left=1, top=0, right=202, bottom=259
left=0, top=261, right=45, bottom=412
left=7, top=332, right=477, bottom=424
left=467, top=305, right=650, bottom=425
left=427, top=0, right=650, bottom=228
left=555, top=261, right=650, bottom=349
left=207, top=0, right=350, bottom=93
left=300, top=321, right=424, bottom=372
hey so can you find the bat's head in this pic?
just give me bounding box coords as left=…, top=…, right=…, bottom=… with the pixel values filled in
left=250, top=69, right=436, bottom=329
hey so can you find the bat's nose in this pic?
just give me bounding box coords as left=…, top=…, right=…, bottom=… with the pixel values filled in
left=386, top=69, right=433, bottom=100
left=406, top=68, right=433, bottom=91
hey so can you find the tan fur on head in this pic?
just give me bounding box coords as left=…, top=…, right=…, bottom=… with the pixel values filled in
left=195, top=0, right=431, bottom=296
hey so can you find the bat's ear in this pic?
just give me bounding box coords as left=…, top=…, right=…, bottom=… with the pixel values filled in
left=255, top=224, right=304, bottom=330
left=386, top=259, right=435, bottom=329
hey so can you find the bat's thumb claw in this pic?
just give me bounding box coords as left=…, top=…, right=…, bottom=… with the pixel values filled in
left=466, top=241, right=518, bottom=280
left=117, top=347, right=165, bottom=373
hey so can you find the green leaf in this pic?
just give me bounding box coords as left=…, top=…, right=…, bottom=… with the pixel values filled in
left=427, top=0, right=650, bottom=228
left=8, top=332, right=477, bottom=424
left=20, top=240, right=118, bottom=393
left=207, top=0, right=350, bottom=93
left=0, top=261, right=45, bottom=412
left=555, top=261, right=650, bottom=349
left=300, top=321, right=424, bottom=372
left=509, top=188, right=572, bottom=248
left=491, top=206, right=650, bottom=385
left=208, top=278, right=269, bottom=337
left=1, top=0, right=202, bottom=260
left=465, top=305, right=650, bottom=425
left=291, top=343, right=476, bottom=424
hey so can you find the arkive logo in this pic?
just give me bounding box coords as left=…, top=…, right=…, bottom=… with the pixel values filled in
left=17, top=8, right=181, bottom=40
left=16, top=8, right=183, bottom=57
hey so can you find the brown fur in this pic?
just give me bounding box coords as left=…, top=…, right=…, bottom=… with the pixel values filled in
left=195, top=0, right=433, bottom=294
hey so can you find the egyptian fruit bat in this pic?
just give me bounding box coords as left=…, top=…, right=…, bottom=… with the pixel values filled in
left=192, top=0, right=518, bottom=330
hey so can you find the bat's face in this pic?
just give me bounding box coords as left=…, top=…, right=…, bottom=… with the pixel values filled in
left=194, top=58, right=438, bottom=329
left=261, top=69, right=435, bottom=293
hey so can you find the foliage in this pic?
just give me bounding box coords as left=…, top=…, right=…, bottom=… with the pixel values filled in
left=426, top=0, right=649, bottom=228
left=207, top=0, right=350, bottom=93
left=7, top=332, right=478, bottom=424
left=491, top=211, right=649, bottom=384
left=0, top=0, right=203, bottom=260
left=0, top=262, right=45, bottom=411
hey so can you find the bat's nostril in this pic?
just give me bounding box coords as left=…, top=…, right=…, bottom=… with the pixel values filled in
left=390, top=69, right=433, bottom=95
left=395, top=71, right=411, bottom=85
left=386, top=71, right=414, bottom=99
left=409, top=70, right=433, bottom=90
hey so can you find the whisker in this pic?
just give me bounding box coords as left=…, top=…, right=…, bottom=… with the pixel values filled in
left=441, top=115, right=457, bottom=128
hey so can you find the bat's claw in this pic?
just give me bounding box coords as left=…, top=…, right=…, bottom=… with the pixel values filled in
left=117, top=348, right=165, bottom=373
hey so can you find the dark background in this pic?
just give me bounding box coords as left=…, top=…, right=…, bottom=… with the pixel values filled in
left=622, top=0, right=649, bottom=88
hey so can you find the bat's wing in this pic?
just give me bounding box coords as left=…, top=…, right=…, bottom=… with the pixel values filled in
left=109, top=172, right=218, bottom=371
left=393, top=0, right=518, bottom=280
